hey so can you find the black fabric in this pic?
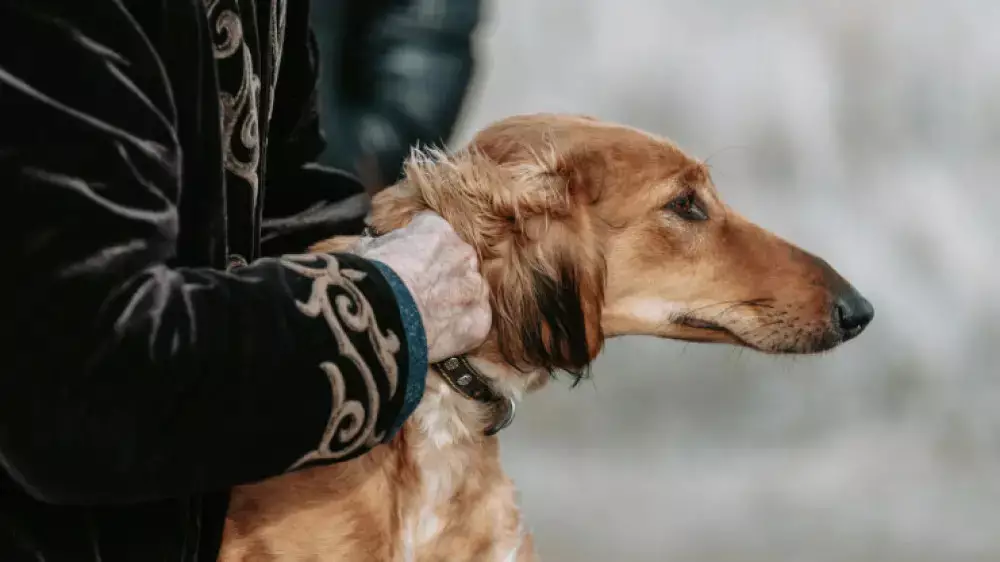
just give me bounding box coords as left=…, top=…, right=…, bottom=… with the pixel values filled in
left=0, top=1, right=415, bottom=560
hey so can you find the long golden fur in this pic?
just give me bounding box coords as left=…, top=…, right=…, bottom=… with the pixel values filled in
left=218, top=113, right=872, bottom=561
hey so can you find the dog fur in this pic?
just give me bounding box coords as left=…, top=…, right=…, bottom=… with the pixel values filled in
left=218, top=113, right=872, bottom=561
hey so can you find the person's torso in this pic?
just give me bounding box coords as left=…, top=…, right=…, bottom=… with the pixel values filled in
left=162, top=0, right=289, bottom=270
left=1, top=1, right=288, bottom=561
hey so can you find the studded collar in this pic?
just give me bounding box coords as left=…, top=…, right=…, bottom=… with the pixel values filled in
left=434, top=356, right=516, bottom=436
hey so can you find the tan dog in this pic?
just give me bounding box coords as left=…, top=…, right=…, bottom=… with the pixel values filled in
left=219, top=114, right=874, bottom=561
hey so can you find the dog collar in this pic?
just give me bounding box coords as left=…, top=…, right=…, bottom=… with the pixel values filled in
left=434, top=356, right=516, bottom=436
left=361, top=224, right=516, bottom=436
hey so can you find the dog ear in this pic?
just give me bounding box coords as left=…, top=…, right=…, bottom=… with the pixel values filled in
left=488, top=238, right=605, bottom=380
left=370, top=141, right=607, bottom=378
left=473, top=141, right=607, bottom=379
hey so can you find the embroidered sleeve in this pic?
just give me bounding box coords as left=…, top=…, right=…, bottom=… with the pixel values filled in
left=0, top=1, right=418, bottom=506
left=276, top=253, right=426, bottom=471
left=367, top=261, right=429, bottom=440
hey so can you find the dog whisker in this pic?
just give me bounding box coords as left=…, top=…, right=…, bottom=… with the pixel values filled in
left=678, top=298, right=777, bottom=325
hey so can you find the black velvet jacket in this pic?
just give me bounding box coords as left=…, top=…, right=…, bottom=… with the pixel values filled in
left=0, top=1, right=425, bottom=560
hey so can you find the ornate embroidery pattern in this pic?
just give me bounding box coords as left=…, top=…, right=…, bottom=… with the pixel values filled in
left=267, top=0, right=287, bottom=124
left=279, top=254, right=401, bottom=470
left=203, top=0, right=262, bottom=202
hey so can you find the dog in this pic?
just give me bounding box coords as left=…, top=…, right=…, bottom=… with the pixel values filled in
left=218, top=113, right=874, bottom=561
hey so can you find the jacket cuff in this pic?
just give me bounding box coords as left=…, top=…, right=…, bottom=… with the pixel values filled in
left=368, top=260, right=428, bottom=439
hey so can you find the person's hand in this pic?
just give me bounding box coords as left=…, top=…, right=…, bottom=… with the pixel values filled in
left=353, top=212, right=491, bottom=363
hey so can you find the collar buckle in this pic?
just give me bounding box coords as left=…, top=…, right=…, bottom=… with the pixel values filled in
left=434, top=355, right=516, bottom=436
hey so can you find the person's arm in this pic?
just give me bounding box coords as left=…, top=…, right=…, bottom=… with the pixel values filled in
left=315, top=0, right=483, bottom=186
left=0, top=1, right=423, bottom=506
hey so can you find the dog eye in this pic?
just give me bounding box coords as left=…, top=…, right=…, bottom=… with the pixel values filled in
left=665, top=192, right=708, bottom=221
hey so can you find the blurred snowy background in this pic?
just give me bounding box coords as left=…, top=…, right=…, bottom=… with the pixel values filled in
left=448, top=0, right=1000, bottom=560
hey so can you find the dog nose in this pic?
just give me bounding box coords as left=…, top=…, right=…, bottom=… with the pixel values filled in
left=832, top=288, right=874, bottom=340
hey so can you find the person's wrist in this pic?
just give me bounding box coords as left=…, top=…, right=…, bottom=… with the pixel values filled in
left=367, top=259, right=428, bottom=440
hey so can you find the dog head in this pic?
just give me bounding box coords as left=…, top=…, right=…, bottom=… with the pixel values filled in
left=364, top=114, right=874, bottom=384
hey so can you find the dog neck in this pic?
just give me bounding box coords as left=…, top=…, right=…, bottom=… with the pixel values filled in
left=431, top=355, right=518, bottom=436
left=414, top=351, right=541, bottom=448
left=394, top=353, right=535, bottom=560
